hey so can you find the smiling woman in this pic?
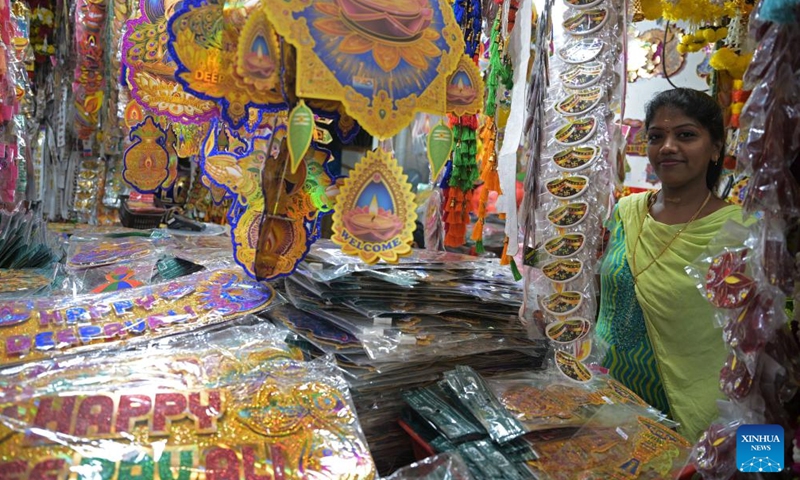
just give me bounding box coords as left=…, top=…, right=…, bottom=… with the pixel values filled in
left=596, top=88, right=746, bottom=442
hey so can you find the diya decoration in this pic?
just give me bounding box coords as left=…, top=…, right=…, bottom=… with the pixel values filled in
left=446, top=54, right=484, bottom=117
left=554, top=350, right=592, bottom=383
left=542, top=291, right=584, bottom=317
left=168, top=0, right=293, bottom=128
left=562, top=8, right=608, bottom=36
left=200, top=122, right=334, bottom=280
left=555, top=87, right=604, bottom=117
left=263, top=0, right=465, bottom=139
left=67, top=238, right=154, bottom=269
left=332, top=148, right=417, bottom=265
left=0, top=339, right=376, bottom=479
left=545, top=175, right=590, bottom=200
left=554, top=117, right=597, bottom=146
left=0, top=269, right=275, bottom=366
left=558, top=38, right=604, bottom=64
left=542, top=259, right=584, bottom=284
left=122, top=116, right=172, bottom=193
left=560, top=61, right=605, bottom=90
left=552, top=146, right=601, bottom=171
left=122, top=0, right=217, bottom=124
left=546, top=202, right=589, bottom=228
left=544, top=234, right=586, bottom=258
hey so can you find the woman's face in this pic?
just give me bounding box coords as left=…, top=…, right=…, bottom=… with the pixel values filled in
left=646, top=106, right=720, bottom=190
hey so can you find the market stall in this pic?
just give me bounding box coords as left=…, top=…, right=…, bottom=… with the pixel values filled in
left=0, top=0, right=798, bottom=478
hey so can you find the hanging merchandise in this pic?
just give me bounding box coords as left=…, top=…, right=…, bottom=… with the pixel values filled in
left=444, top=115, right=479, bottom=248
left=167, top=0, right=293, bottom=129
left=263, top=0, right=465, bottom=139
left=73, top=0, right=107, bottom=145
left=331, top=148, right=417, bottom=265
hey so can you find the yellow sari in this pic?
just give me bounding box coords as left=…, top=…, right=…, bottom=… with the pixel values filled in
left=619, top=192, right=743, bottom=441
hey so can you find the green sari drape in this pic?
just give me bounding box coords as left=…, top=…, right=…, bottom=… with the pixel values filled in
left=611, top=192, right=743, bottom=441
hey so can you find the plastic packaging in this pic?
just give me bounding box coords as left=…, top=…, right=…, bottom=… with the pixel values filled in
left=383, top=452, right=474, bottom=480
left=0, top=319, right=377, bottom=479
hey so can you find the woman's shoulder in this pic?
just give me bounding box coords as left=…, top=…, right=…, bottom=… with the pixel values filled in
left=617, top=191, right=650, bottom=213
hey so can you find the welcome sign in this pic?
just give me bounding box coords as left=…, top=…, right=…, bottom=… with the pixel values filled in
left=736, top=424, right=784, bottom=473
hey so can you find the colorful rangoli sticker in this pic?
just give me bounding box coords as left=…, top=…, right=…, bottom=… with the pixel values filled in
left=555, top=350, right=592, bottom=383
left=554, top=117, right=597, bottom=146
left=546, top=317, right=591, bottom=344
left=446, top=54, right=484, bottom=117
left=564, top=0, right=605, bottom=9
left=547, top=202, right=589, bottom=228
left=555, top=87, right=604, bottom=116
left=542, top=259, right=584, bottom=284
left=332, top=148, right=417, bottom=264
left=545, top=175, right=590, bottom=200
left=90, top=266, right=145, bottom=293
left=122, top=0, right=216, bottom=123
left=168, top=0, right=291, bottom=128
left=560, top=61, right=605, bottom=89
left=68, top=239, right=154, bottom=268
left=263, top=0, right=465, bottom=138
left=0, top=270, right=51, bottom=294
left=552, top=146, right=601, bottom=172
left=563, top=8, right=608, bottom=36
left=558, top=38, right=604, bottom=64
left=122, top=116, right=171, bottom=193
left=542, top=291, right=583, bottom=316
left=705, top=250, right=755, bottom=309
left=544, top=234, right=586, bottom=258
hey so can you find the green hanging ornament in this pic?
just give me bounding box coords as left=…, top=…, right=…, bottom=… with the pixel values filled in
left=428, top=123, right=455, bottom=180
left=287, top=100, right=314, bottom=174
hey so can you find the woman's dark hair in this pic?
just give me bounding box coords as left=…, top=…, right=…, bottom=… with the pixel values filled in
left=644, top=88, right=725, bottom=191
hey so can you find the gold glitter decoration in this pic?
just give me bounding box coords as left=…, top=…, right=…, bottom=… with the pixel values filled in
left=0, top=269, right=275, bottom=367
left=0, top=270, right=51, bottom=294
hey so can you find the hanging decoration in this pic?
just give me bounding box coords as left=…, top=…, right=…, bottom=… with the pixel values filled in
left=200, top=122, right=334, bottom=280
left=444, top=115, right=479, bottom=248
left=122, top=116, right=171, bottom=193
left=447, top=54, right=485, bottom=117
left=263, top=0, right=464, bottom=138
left=122, top=0, right=216, bottom=124
left=168, top=0, right=293, bottom=129
left=73, top=0, right=108, bottom=144
left=287, top=100, right=314, bottom=174
left=331, top=148, right=417, bottom=265
left=427, top=122, right=455, bottom=181
left=471, top=118, right=500, bottom=253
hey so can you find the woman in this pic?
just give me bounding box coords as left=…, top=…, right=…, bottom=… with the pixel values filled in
left=596, top=88, right=745, bottom=441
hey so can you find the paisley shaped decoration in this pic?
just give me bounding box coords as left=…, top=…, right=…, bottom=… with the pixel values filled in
left=542, top=291, right=583, bottom=316
left=446, top=54, right=484, bottom=117
left=563, top=8, right=608, bottom=36
left=168, top=0, right=292, bottom=129
left=554, top=117, right=597, bottom=146
left=332, top=148, right=417, bottom=264
left=122, top=116, right=171, bottom=193
left=288, top=100, right=315, bottom=174
left=544, top=234, right=586, bottom=258
left=558, top=38, right=604, bottom=64
left=200, top=121, right=335, bottom=279
left=564, top=0, right=605, bottom=9
left=560, top=61, right=605, bottom=89
left=545, top=175, right=590, bottom=200
left=122, top=0, right=217, bottom=123
left=546, top=202, right=589, bottom=228
left=555, top=350, right=592, bottom=383
left=263, top=0, right=465, bottom=138
left=542, top=259, right=584, bottom=284
left=555, top=87, right=604, bottom=116
left=427, top=123, right=454, bottom=180
left=546, top=317, right=591, bottom=344
left=705, top=250, right=755, bottom=309
left=552, top=146, right=601, bottom=172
